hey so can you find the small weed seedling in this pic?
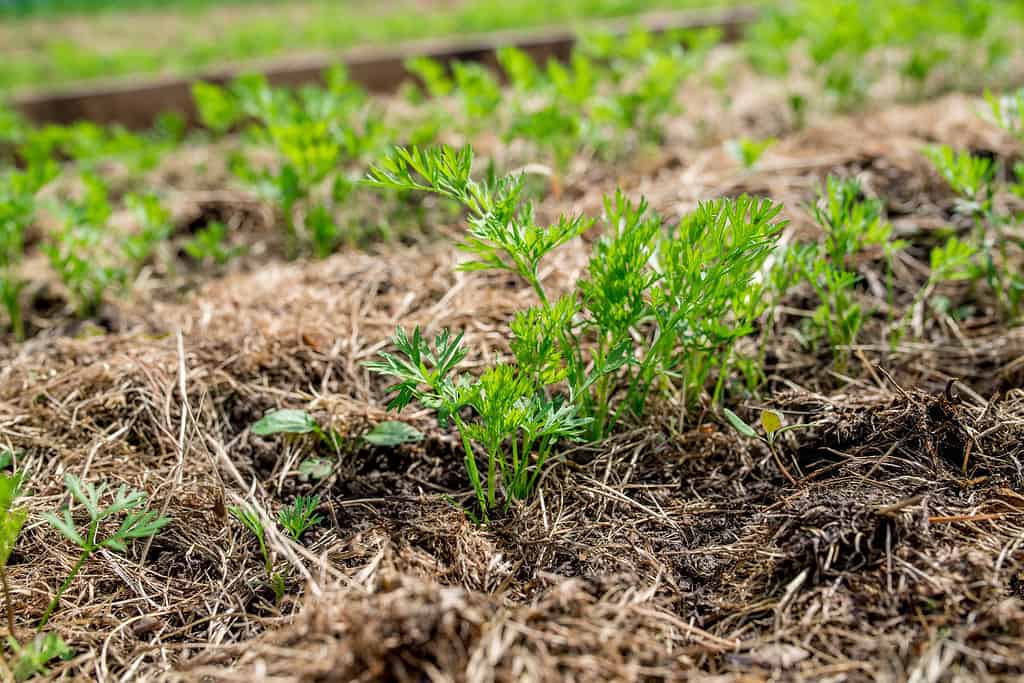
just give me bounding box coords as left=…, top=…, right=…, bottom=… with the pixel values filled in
left=44, top=175, right=126, bottom=318
left=925, top=144, right=1023, bottom=318
left=0, top=162, right=58, bottom=339
left=727, top=137, right=776, bottom=170
left=183, top=221, right=244, bottom=266
left=40, top=475, right=169, bottom=628
left=229, top=504, right=285, bottom=604
left=251, top=408, right=343, bottom=452
left=1, top=471, right=26, bottom=637
left=8, top=633, right=72, bottom=682
left=724, top=408, right=814, bottom=485
left=277, top=496, right=321, bottom=541
left=363, top=421, right=424, bottom=447
left=789, top=176, right=899, bottom=366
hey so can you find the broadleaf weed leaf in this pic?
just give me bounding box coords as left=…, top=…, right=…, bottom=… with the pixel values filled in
left=251, top=409, right=320, bottom=436
left=723, top=408, right=758, bottom=439
left=364, top=421, right=425, bottom=447
left=11, top=632, right=73, bottom=681
left=0, top=471, right=27, bottom=568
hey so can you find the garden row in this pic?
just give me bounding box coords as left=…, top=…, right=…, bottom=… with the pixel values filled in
left=1, top=2, right=1023, bottom=678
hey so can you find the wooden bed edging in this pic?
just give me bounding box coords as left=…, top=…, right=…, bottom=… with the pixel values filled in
left=8, top=5, right=759, bottom=129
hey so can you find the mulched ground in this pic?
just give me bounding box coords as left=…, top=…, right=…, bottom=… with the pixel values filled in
left=2, top=85, right=1024, bottom=681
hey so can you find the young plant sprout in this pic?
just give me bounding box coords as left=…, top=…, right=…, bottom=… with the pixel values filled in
left=727, top=137, right=776, bottom=170
left=924, top=145, right=995, bottom=217
left=0, top=162, right=58, bottom=339
left=723, top=408, right=814, bottom=485
left=0, top=469, right=72, bottom=681
left=891, top=236, right=977, bottom=344
left=924, top=144, right=1023, bottom=319
left=39, top=475, right=169, bottom=628
left=365, top=145, right=593, bottom=305
left=121, top=193, right=173, bottom=276
left=986, top=88, right=1024, bottom=141
left=366, top=145, right=785, bottom=517
left=183, top=221, right=244, bottom=266
left=0, top=471, right=26, bottom=638
left=363, top=421, right=424, bottom=447
left=229, top=504, right=285, bottom=604
left=366, top=327, right=588, bottom=520
left=199, top=68, right=383, bottom=258
left=277, top=496, right=322, bottom=541
left=9, top=633, right=72, bottom=682
left=251, top=408, right=343, bottom=452
left=786, top=176, right=899, bottom=367
left=44, top=175, right=127, bottom=318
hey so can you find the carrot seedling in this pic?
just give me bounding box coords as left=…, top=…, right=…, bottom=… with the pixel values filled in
left=39, top=475, right=169, bottom=629
left=229, top=504, right=285, bottom=604
left=277, top=496, right=322, bottom=542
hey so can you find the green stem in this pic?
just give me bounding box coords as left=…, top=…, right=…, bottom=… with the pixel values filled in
left=518, top=433, right=536, bottom=496
left=1, top=281, right=24, bottom=341
left=711, top=346, right=734, bottom=407
left=618, top=323, right=675, bottom=429
left=525, top=436, right=554, bottom=496
left=486, top=445, right=497, bottom=510
left=10, top=306, right=23, bottom=342
left=526, top=272, right=549, bottom=307
left=458, top=425, right=487, bottom=521
left=38, top=548, right=91, bottom=630
left=258, top=532, right=271, bottom=576
left=509, top=438, right=520, bottom=495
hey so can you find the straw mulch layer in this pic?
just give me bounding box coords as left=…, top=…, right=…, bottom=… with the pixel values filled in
left=2, top=92, right=1023, bottom=681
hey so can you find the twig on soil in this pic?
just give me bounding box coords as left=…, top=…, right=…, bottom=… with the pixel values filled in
left=928, top=513, right=1007, bottom=524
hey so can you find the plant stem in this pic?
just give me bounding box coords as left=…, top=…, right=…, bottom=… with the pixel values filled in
left=10, top=308, right=23, bottom=342
left=486, top=446, right=497, bottom=510
left=457, top=421, right=487, bottom=521
left=526, top=273, right=549, bottom=307
left=257, top=533, right=271, bottom=576
left=38, top=548, right=91, bottom=630
left=767, top=441, right=798, bottom=487
left=1, top=566, right=15, bottom=638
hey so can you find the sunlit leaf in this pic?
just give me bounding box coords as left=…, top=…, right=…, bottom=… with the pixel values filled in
left=760, top=409, right=784, bottom=434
